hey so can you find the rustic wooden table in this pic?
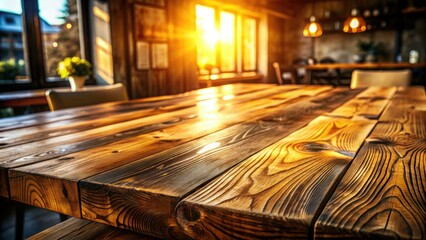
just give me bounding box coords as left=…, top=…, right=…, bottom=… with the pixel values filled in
left=0, top=84, right=424, bottom=239
left=304, top=62, right=426, bottom=84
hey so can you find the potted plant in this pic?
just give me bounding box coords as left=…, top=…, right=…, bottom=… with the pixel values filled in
left=57, top=57, right=92, bottom=91
left=355, top=40, right=381, bottom=63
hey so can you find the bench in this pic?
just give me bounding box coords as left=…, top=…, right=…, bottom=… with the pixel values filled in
left=27, top=218, right=157, bottom=240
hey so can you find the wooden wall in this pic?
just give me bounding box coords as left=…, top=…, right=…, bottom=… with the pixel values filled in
left=108, top=0, right=304, bottom=97
left=109, top=0, right=198, bottom=99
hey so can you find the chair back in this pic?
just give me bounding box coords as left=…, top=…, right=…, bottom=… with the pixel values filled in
left=350, top=69, right=411, bottom=89
left=45, top=83, right=129, bottom=111
left=272, top=62, right=284, bottom=85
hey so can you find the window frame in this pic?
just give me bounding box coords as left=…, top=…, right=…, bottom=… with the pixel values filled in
left=241, top=16, right=259, bottom=72
left=216, top=9, right=237, bottom=74
left=196, top=4, right=258, bottom=76
left=0, top=0, right=92, bottom=92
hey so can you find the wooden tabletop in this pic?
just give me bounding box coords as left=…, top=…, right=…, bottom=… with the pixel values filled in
left=305, top=62, right=426, bottom=70
left=1, top=83, right=424, bottom=239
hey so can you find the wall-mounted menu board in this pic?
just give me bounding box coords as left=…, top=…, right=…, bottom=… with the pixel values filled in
left=134, top=2, right=168, bottom=70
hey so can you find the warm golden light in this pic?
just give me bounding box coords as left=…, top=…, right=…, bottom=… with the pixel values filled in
left=196, top=5, right=217, bottom=68
left=93, top=6, right=110, bottom=23
left=350, top=18, right=359, bottom=28
left=52, top=42, right=58, bottom=48
left=198, top=142, right=221, bottom=154
left=222, top=95, right=235, bottom=101
left=343, top=9, right=367, bottom=33
left=303, top=16, right=323, bottom=37
left=66, top=23, right=72, bottom=29
left=309, top=23, right=318, bottom=33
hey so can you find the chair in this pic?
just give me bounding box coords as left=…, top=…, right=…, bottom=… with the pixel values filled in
left=45, top=83, right=129, bottom=111
left=311, top=57, right=341, bottom=85
left=350, top=69, right=411, bottom=89
left=272, top=62, right=296, bottom=85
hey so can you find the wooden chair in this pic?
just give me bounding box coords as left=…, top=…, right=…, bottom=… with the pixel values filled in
left=45, top=83, right=129, bottom=111
left=350, top=69, right=412, bottom=89
left=272, top=62, right=296, bottom=85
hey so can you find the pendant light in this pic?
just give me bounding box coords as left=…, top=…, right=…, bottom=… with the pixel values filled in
left=303, top=2, right=322, bottom=37
left=303, top=16, right=323, bottom=37
left=343, top=8, right=367, bottom=33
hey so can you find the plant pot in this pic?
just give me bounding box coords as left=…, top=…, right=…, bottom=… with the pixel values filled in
left=366, top=54, right=377, bottom=63
left=353, top=53, right=367, bottom=63
left=68, top=76, right=86, bottom=91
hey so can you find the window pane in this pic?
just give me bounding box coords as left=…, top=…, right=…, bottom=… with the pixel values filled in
left=242, top=17, right=257, bottom=71
left=0, top=1, right=30, bottom=84
left=91, top=0, right=113, bottom=84
left=219, top=11, right=235, bottom=72
left=39, top=0, right=81, bottom=80
left=196, top=4, right=217, bottom=73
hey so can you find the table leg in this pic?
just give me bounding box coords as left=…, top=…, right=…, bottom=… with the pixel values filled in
left=15, top=203, right=24, bottom=240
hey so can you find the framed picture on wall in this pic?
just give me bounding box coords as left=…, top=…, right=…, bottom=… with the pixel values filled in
left=136, top=41, right=150, bottom=70
left=134, top=5, right=167, bottom=41
left=152, top=43, right=168, bottom=69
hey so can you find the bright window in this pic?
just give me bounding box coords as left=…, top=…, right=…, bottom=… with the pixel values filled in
left=196, top=4, right=257, bottom=75
left=243, top=17, right=257, bottom=71
left=219, top=11, right=236, bottom=72
left=39, top=0, right=82, bottom=81
left=0, top=0, right=89, bottom=91
left=196, top=5, right=217, bottom=69
left=0, top=1, right=30, bottom=84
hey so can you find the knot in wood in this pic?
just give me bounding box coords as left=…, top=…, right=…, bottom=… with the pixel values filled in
left=182, top=205, right=201, bottom=222
left=302, top=142, right=329, bottom=152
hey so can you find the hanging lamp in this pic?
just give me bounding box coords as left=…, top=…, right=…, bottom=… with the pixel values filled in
left=343, top=8, right=367, bottom=33
left=303, top=16, right=323, bottom=37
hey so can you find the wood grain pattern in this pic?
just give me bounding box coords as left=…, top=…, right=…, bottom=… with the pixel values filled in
left=0, top=85, right=293, bottom=168
left=0, top=83, right=273, bottom=132
left=0, top=84, right=282, bottom=147
left=6, top=86, right=324, bottom=209
left=328, top=87, right=396, bottom=120
left=7, top=86, right=330, bottom=214
left=27, top=218, right=157, bottom=240
left=79, top=88, right=362, bottom=238
left=315, top=87, right=426, bottom=239
left=176, top=115, right=376, bottom=239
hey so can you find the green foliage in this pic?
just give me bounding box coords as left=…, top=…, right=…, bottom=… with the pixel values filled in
left=57, top=57, right=92, bottom=78
left=356, top=40, right=384, bottom=55
left=0, top=59, right=24, bottom=80
left=45, top=0, right=81, bottom=77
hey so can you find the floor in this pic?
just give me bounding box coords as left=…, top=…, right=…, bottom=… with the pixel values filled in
left=0, top=198, right=62, bottom=240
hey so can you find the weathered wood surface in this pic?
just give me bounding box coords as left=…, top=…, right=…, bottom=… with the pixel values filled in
left=0, top=84, right=280, bottom=147
left=0, top=83, right=272, bottom=132
left=27, top=218, right=157, bottom=240
left=315, top=87, right=426, bottom=239
left=2, top=85, right=300, bottom=199
left=328, top=86, right=396, bottom=120
left=3, top=85, right=423, bottom=240
left=7, top=86, right=330, bottom=216
left=175, top=88, right=396, bottom=239
left=79, top=88, right=362, bottom=238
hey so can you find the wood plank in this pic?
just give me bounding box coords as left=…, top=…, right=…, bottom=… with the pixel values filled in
left=27, top=218, right=156, bottom=240
left=79, top=88, right=363, bottom=238
left=328, top=87, right=396, bottom=120
left=7, top=86, right=331, bottom=213
left=0, top=83, right=273, bottom=132
left=0, top=86, right=278, bottom=148
left=315, top=87, right=426, bottom=239
left=174, top=87, right=394, bottom=239
left=0, top=87, right=302, bottom=167
left=1, top=85, right=302, bottom=199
